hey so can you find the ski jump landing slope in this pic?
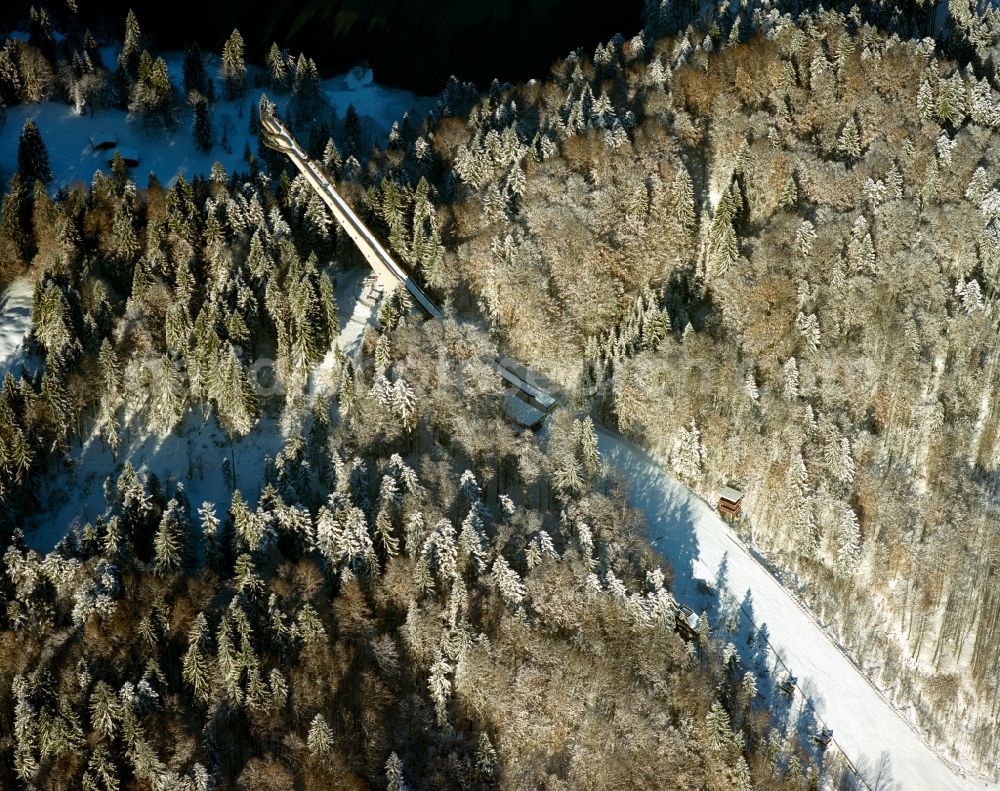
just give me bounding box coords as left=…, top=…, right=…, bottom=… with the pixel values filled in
left=596, top=427, right=990, bottom=791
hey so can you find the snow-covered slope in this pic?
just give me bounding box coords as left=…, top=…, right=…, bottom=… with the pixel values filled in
left=25, top=410, right=285, bottom=553
left=0, top=50, right=432, bottom=189
left=596, top=427, right=991, bottom=791
left=0, top=277, right=34, bottom=378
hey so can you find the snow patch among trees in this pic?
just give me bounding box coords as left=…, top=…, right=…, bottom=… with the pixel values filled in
left=0, top=50, right=432, bottom=190
left=0, top=277, right=34, bottom=378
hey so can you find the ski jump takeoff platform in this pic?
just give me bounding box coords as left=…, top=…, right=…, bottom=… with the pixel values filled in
left=259, top=108, right=556, bottom=427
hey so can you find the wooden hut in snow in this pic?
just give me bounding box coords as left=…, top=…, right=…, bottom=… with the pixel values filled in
left=718, top=486, right=744, bottom=519
left=90, top=131, right=117, bottom=149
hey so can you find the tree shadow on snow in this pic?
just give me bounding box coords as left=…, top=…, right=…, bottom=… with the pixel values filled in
left=596, top=428, right=828, bottom=757
left=26, top=405, right=285, bottom=553
left=849, top=750, right=897, bottom=791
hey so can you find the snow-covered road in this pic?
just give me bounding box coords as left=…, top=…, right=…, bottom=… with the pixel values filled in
left=597, top=427, right=990, bottom=791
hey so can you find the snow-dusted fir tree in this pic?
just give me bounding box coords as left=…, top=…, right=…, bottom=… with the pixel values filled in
left=152, top=498, right=191, bottom=576
left=491, top=555, right=527, bottom=609
left=385, top=752, right=411, bottom=791
left=306, top=713, right=334, bottom=759
left=428, top=652, right=453, bottom=726
left=670, top=421, right=705, bottom=482
left=17, top=119, right=51, bottom=185
left=89, top=681, right=120, bottom=741
left=182, top=613, right=212, bottom=704
left=221, top=29, right=247, bottom=101
left=115, top=9, right=142, bottom=96
left=781, top=357, right=800, bottom=399
left=707, top=183, right=740, bottom=276
left=214, top=344, right=257, bottom=437
left=836, top=506, right=862, bottom=575
left=837, top=117, right=861, bottom=160
left=266, top=43, right=291, bottom=93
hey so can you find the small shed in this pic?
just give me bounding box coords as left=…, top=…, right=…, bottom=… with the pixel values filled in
left=108, top=147, right=140, bottom=167
left=675, top=604, right=701, bottom=640
left=503, top=394, right=547, bottom=431
left=496, top=358, right=556, bottom=413
left=90, top=131, right=117, bottom=150
left=718, top=485, right=744, bottom=519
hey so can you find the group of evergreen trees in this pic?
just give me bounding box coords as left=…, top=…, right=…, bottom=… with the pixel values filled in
left=0, top=8, right=256, bottom=153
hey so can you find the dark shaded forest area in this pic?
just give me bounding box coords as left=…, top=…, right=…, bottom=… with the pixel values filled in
left=0, top=0, right=645, bottom=93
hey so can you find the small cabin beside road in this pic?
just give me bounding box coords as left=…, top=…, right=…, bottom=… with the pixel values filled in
left=496, top=358, right=556, bottom=414
left=496, top=358, right=556, bottom=431
left=718, top=486, right=744, bottom=519
left=675, top=604, right=701, bottom=640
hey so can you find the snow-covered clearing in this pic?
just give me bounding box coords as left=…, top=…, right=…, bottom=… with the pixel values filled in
left=0, top=49, right=433, bottom=189
left=336, top=267, right=383, bottom=358
left=596, top=427, right=992, bottom=791
left=0, top=277, right=34, bottom=378
left=25, top=408, right=285, bottom=553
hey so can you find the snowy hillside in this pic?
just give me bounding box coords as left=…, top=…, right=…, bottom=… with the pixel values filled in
left=0, top=44, right=432, bottom=189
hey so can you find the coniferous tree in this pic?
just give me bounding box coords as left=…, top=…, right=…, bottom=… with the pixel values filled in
left=0, top=173, right=30, bottom=260
left=0, top=41, right=21, bottom=105
left=114, top=9, right=142, bottom=105
left=84, top=29, right=103, bottom=70
left=290, top=54, right=324, bottom=122
left=306, top=713, right=334, bottom=759
left=182, top=613, right=212, bottom=704
left=17, top=120, right=51, bottom=186
left=153, top=497, right=191, bottom=575
left=838, top=117, right=861, bottom=160
left=182, top=42, right=208, bottom=99
left=342, top=103, right=362, bottom=160
left=192, top=95, right=213, bottom=151
left=836, top=507, right=862, bottom=576
left=129, top=54, right=179, bottom=133
left=385, top=752, right=411, bottom=791
left=89, top=682, right=120, bottom=741
left=215, top=344, right=257, bottom=437
left=221, top=29, right=247, bottom=101
left=266, top=43, right=290, bottom=93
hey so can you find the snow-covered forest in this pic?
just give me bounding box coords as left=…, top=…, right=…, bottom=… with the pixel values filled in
left=0, top=0, right=998, bottom=788
left=377, top=5, right=1000, bottom=779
